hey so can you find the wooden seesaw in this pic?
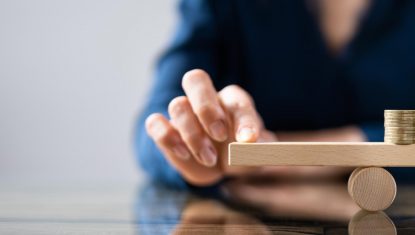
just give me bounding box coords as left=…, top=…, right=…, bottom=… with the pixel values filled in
left=229, top=142, right=415, bottom=211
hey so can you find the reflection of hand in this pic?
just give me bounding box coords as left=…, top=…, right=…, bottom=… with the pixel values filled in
left=223, top=178, right=360, bottom=222
left=172, top=199, right=272, bottom=235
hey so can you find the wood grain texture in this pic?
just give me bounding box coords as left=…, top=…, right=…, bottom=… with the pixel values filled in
left=348, top=167, right=396, bottom=212
left=229, top=142, right=415, bottom=166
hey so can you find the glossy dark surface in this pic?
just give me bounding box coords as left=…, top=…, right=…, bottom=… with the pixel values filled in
left=1, top=180, right=415, bottom=234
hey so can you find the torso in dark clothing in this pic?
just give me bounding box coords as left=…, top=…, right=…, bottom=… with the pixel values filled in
left=211, top=0, right=415, bottom=131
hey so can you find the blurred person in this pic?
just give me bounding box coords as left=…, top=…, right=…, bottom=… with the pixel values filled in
left=135, top=0, right=415, bottom=190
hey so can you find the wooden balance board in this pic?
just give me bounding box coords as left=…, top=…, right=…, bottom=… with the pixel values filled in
left=229, top=142, right=415, bottom=167
left=229, top=142, right=411, bottom=212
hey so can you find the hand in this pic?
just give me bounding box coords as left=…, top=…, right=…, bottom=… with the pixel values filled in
left=145, top=69, right=270, bottom=186
left=145, top=69, right=365, bottom=186
left=222, top=178, right=360, bottom=221
left=173, top=199, right=271, bottom=235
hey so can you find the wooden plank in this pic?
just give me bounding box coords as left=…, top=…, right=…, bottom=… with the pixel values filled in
left=229, top=142, right=415, bottom=166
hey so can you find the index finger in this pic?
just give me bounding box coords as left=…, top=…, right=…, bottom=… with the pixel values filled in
left=182, top=69, right=228, bottom=142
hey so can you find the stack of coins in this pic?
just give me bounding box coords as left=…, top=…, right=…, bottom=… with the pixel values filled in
left=384, top=110, right=415, bottom=145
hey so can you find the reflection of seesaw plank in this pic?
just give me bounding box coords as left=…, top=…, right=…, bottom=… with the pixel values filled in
left=229, top=142, right=415, bottom=166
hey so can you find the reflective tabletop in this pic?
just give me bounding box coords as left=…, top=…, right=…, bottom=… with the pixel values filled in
left=1, top=178, right=415, bottom=234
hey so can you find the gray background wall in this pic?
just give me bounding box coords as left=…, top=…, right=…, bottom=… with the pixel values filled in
left=0, top=0, right=176, bottom=184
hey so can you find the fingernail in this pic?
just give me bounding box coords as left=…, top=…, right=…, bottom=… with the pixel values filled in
left=237, top=127, right=255, bottom=142
left=173, top=145, right=191, bottom=160
left=209, top=120, right=228, bottom=141
left=199, top=145, right=217, bottom=167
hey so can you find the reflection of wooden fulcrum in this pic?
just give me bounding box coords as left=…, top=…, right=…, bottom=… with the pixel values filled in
left=349, top=210, right=396, bottom=235
left=229, top=110, right=415, bottom=212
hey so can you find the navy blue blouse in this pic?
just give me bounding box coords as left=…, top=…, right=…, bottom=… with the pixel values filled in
left=135, top=0, right=415, bottom=188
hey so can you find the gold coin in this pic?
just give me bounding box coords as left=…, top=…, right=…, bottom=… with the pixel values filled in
left=384, top=119, right=415, bottom=123
left=384, top=110, right=415, bottom=113
left=384, top=132, right=415, bottom=136
left=384, top=138, right=415, bottom=143
left=384, top=115, right=415, bottom=118
left=385, top=115, right=415, bottom=120
left=384, top=133, right=415, bottom=136
left=384, top=135, right=415, bottom=138
left=384, top=125, right=415, bottom=128
left=385, top=127, right=415, bottom=131
left=385, top=119, right=415, bottom=123
left=385, top=130, right=415, bottom=133
left=385, top=132, right=415, bottom=135
left=384, top=113, right=415, bottom=116
left=384, top=139, right=414, bottom=141
left=384, top=131, right=415, bottom=135
left=385, top=110, right=415, bottom=115
left=384, top=137, right=415, bottom=141
left=384, top=140, right=414, bottom=145
left=385, top=126, right=415, bottom=129
left=385, top=125, right=415, bottom=129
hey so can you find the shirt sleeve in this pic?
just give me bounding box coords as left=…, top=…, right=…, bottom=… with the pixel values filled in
left=134, top=0, right=221, bottom=189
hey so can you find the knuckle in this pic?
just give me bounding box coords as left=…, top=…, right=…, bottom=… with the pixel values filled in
left=168, top=96, right=189, bottom=117
left=234, top=100, right=253, bottom=110
left=221, top=85, right=254, bottom=108
left=182, top=130, right=204, bottom=143
left=224, top=84, right=243, bottom=93
left=221, top=84, right=246, bottom=96
left=195, top=102, right=217, bottom=118
left=182, top=69, right=210, bottom=88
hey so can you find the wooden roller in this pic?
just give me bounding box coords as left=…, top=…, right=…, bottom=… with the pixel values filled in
left=348, top=167, right=397, bottom=212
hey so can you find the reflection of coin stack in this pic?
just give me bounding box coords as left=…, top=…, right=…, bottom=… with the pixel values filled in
left=384, top=110, right=415, bottom=145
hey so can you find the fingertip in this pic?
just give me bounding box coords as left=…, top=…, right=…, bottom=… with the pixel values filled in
left=145, top=114, right=174, bottom=143
left=236, top=127, right=258, bottom=143
left=182, top=69, right=210, bottom=89
left=145, top=113, right=164, bottom=133
left=168, top=96, right=188, bottom=118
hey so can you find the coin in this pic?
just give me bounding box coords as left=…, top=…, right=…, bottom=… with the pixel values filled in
left=384, top=119, right=415, bottom=123
left=385, top=127, right=415, bottom=131
left=385, top=131, right=415, bottom=135
left=384, top=140, right=414, bottom=145
left=384, top=110, right=415, bottom=114
left=385, top=139, right=414, bottom=145
left=384, top=110, right=415, bottom=145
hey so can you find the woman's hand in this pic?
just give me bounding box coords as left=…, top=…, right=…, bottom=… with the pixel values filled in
left=145, top=69, right=366, bottom=186
left=222, top=178, right=361, bottom=221
left=145, top=69, right=269, bottom=186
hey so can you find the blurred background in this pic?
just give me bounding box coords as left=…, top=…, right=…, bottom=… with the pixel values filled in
left=0, top=0, right=176, bottom=185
